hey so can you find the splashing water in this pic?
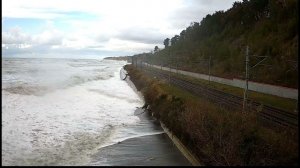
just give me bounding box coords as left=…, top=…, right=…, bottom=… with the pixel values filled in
left=2, top=58, right=162, bottom=166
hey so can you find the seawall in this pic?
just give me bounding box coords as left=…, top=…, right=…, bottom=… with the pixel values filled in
left=122, top=66, right=202, bottom=166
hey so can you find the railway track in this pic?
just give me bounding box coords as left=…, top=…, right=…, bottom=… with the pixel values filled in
left=141, top=67, right=298, bottom=129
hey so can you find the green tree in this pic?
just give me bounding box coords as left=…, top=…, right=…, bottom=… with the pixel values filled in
left=163, top=38, right=170, bottom=48
left=132, top=0, right=298, bottom=88
left=171, top=35, right=180, bottom=46
left=154, top=46, right=159, bottom=53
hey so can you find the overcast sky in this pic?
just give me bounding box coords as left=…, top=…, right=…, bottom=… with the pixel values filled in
left=2, top=0, right=240, bottom=58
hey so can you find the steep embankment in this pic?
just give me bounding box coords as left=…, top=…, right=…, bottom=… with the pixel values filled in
left=136, top=0, right=298, bottom=88
left=124, top=65, right=298, bottom=166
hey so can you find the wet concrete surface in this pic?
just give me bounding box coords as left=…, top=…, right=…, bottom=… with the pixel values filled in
left=89, top=108, right=192, bottom=166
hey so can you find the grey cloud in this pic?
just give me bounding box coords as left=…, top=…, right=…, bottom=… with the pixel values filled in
left=94, top=34, right=111, bottom=43
left=168, top=7, right=208, bottom=29
left=168, top=0, right=239, bottom=29
left=116, top=27, right=166, bottom=44
left=188, top=0, right=237, bottom=11
left=86, top=44, right=105, bottom=49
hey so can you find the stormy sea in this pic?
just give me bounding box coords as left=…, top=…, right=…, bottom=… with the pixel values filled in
left=2, top=57, right=193, bottom=166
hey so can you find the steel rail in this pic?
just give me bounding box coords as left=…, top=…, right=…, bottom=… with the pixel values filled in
left=141, top=67, right=298, bottom=129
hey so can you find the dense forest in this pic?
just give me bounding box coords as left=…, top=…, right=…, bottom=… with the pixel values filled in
left=133, top=0, right=298, bottom=88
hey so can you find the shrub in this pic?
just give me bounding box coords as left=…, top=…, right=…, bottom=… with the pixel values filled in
left=125, top=65, right=298, bottom=166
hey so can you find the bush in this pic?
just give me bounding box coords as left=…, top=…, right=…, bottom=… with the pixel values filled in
left=125, top=65, right=298, bottom=166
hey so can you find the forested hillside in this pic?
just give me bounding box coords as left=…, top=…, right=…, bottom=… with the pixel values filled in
left=136, top=0, right=298, bottom=88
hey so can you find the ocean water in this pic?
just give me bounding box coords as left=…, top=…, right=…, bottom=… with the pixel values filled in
left=1, top=58, right=163, bottom=166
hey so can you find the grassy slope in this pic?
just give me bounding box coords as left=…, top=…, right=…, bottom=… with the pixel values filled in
left=125, top=65, right=298, bottom=166
left=146, top=67, right=297, bottom=112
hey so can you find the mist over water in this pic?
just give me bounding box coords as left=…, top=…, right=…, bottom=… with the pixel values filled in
left=2, top=58, right=161, bottom=166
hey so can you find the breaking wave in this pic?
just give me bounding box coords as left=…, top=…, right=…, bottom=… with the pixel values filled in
left=2, top=58, right=157, bottom=166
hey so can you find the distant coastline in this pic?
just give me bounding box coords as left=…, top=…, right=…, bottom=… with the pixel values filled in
left=104, top=56, right=131, bottom=62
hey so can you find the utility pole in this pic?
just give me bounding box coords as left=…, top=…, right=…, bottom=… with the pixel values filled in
left=243, top=46, right=249, bottom=113
left=286, top=60, right=298, bottom=113
left=169, top=47, right=171, bottom=85
left=194, top=56, right=211, bottom=83
left=208, top=55, right=211, bottom=84
left=132, top=56, right=134, bottom=65
left=242, top=46, right=270, bottom=113
left=175, top=54, right=178, bottom=74
left=135, top=56, right=138, bottom=68
left=296, top=99, right=298, bottom=113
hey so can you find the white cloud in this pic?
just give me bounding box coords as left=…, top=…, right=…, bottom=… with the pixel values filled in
left=2, top=0, right=240, bottom=57
left=105, top=38, right=159, bottom=53
left=116, top=26, right=167, bottom=44
left=2, top=0, right=181, bottom=20
left=2, top=27, right=31, bottom=44
left=2, top=25, right=64, bottom=48
left=32, top=29, right=63, bottom=46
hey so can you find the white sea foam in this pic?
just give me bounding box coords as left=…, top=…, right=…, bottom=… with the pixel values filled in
left=2, top=58, right=160, bottom=166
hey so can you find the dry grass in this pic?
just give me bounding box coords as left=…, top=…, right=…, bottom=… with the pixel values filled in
left=148, top=67, right=297, bottom=112
left=124, top=65, right=298, bottom=166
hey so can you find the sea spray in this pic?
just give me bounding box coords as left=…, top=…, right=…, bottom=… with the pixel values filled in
left=2, top=58, right=162, bottom=166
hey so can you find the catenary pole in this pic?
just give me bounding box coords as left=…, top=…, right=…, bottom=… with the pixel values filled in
left=243, top=46, right=249, bottom=113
